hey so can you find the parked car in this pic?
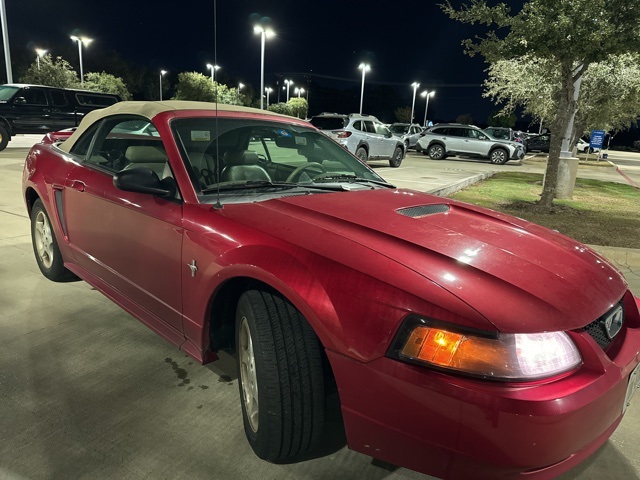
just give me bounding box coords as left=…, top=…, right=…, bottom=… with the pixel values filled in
left=0, top=83, right=121, bottom=151
left=309, top=112, right=405, bottom=167
left=388, top=122, right=423, bottom=149
left=526, top=134, right=599, bottom=154
left=416, top=123, right=526, bottom=164
left=525, top=133, right=551, bottom=152
left=483, top=126, right=514, bottom=141
left=23, top=101, right=640, bottom=480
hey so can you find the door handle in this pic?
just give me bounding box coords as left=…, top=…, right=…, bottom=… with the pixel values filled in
left=70, top=180, right=85, bottom=192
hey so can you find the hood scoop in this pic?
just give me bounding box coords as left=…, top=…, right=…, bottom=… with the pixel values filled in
left=397, top=204, right=450, bottom=218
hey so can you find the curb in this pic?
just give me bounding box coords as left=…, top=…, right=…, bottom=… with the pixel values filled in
left=588, top=245, right=640, bottom=269
left=429, top=171, right=495, bottom=197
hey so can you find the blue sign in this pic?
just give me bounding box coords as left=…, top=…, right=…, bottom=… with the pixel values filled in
left=590, top=130, right=606, bottom=149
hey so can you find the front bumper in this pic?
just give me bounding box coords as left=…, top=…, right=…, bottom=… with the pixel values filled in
left=328, top=307, right=640, bottom=479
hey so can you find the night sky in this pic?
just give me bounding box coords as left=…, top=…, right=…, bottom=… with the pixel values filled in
left=3, top=0, right=513, bottom=124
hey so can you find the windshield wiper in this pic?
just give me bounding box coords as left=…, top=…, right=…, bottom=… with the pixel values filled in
left=201, top=180, right=299, bottom=194
left=311, top=173, right=395, bottom=188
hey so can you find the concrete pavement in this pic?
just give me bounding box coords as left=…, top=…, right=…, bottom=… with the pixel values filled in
left=0, top=137, right=639, bottom=480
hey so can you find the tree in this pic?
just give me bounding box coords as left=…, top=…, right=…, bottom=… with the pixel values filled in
left=394, top=106, right=412, bottom=123
left=289, top=98, right=308, bottom=119
left=486, top=109, right=516, bottom=128
left=484, top=54, right=640, bottom=141
left=456, top=113, right=474, bottom=124
left=441, top=0, right=640, bottom=207
left=267, top=102, right=291, bottom=115
left=172, top=72, right=244, bottom=104
left=82, top=72, right=132, bottom=100
left=19, top=54, right=79, bottom=88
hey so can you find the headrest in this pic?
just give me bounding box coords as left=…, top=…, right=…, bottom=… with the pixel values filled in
left=125, top=145, right=167, bottom=163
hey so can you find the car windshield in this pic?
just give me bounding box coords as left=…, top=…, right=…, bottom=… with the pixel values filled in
left=0, top=85, right=19, bottom=101
left=171, top=118, right=389, bottom=201
left=389, top=125, right=409, bottom=134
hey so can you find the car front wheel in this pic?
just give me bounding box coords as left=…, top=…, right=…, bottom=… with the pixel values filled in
left=490, top=148, right=509, bottom=165
left=389, top=147, right=403, bottom=167
left=30, top=199, right=76, bottom=282
left=236, top=290, right=325, bottom=462
left=428, top=144, right=445, bottom=160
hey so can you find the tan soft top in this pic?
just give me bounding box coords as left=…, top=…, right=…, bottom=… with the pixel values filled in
left=58, top=100, right=294, bottom=153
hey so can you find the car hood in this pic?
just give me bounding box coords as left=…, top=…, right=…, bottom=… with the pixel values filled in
left=223, top=188, right=627, bottom=333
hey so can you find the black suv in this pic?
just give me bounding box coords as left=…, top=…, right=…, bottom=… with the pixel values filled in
left=0, top=84, right=121, bottom=151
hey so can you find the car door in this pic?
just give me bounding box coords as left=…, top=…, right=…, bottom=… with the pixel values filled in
left=48, top=89, right=80, bottom=129
left=9, top=86, right=55, bottom=133
left=63, top=116, right=184, bottom=332
left=364, top=120, right=391, bottom=158
left=460, top=127, right=491, bottom=156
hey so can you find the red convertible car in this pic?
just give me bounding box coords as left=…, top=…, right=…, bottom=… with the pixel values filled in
left=22, top=101, right=640, bottom=479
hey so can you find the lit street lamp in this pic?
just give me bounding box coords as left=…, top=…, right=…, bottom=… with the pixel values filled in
left=265, top=87, right=273, bottom=107
left=284, top=79, right=293, bottom=102
left=254, top=25, right=275, bottom=110
left=410, top=82, right=420, bottom=124
left=294, top=87, right=305, bottom=98
left=421, top=90, right=435, bottom=127
left=35, top=48, right=47, bottom=70
left=237, top=82, right=244, bottom=104
left=70, top=35, right=92, bottom=84
left=206, top=63, right=220, bottom=83
left=358, top=63, right=370, bottom=114
left=159, top=70, right=167, bottom=101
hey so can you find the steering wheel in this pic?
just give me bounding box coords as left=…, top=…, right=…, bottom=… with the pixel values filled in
left=286, top=162, right=326, bottom=182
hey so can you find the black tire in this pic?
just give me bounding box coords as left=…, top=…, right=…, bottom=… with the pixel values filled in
left=0, top=125, right=9, bottom=151
left=428, top=144, right=445, bottom=160
left=236, top=290, right=325, bottom=462
left=489, top=148, right=509, bottom=165
left=355, top=146, right=368, bottom=162
left=389, top=147, right=403, bottom=168
left=30, top=199, right=76, bottom=281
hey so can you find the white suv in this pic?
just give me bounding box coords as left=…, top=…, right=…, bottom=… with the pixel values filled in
left=416, top=123, right=525, bottom=165
left=309, top=113, right=405, bottom=167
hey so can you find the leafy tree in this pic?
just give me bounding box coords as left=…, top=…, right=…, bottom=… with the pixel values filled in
left=19, top=54, right=79, bottom=88
left=456, top=113, right=474, bottom=124
left=82, top=72, right=132, bottom=100
left=172, top=72, right=243, bottom=104
left=484, top=54, right=640, bottom=142
left=442, top=0, right=640, bottom=207
left=394, top=106, right=412, bottom=123
left=487, top=109, right=516, bottom=128
left=289, top=98, right=308, bottom=119
left=267, top=102, right=291, bottom=115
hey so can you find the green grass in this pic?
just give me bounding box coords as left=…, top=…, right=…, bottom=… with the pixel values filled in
left=450, top=172, right=640, bottom=248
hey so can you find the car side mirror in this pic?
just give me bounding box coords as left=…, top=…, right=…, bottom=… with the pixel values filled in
left=113, top=167, right=176, bottom=198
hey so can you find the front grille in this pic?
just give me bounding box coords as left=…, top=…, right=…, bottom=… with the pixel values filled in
left=397, top=204, right=450, bottom=218
left=583, top=302, right=624, bottom=350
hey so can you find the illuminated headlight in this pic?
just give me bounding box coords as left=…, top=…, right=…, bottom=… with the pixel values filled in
left=388, top=316, right=582, bottom=381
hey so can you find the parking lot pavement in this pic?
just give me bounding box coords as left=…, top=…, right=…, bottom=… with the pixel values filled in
left=1, top=143, right=639, bottom=480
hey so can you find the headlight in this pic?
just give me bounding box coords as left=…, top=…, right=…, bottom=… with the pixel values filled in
left=388, top=316, right=582, bottom=381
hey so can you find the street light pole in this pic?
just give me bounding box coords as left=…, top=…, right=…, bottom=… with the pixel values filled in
left=0, top=0, right=13, bottom=83
left=284, top=79, right=293, bottom=102
left=159, top=70, right=167, bottom=100
left=265, top=87, right=273, bottom=107
left=70, top=35, right=92, bottom=84
left=237, top=82, right=244, bottom=104
left=35, top=48, right=47, bottom=70
left=295, top=87, right=305, bottom=98
left=206, top=64, right=220, bottom=83
left=421, top=90, right=435, bottom=127
left=254, top=26, right=274, bottom=110
left=358, top=63, right=370, bottom=114
left=410, top=82, right=420, bottom=124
